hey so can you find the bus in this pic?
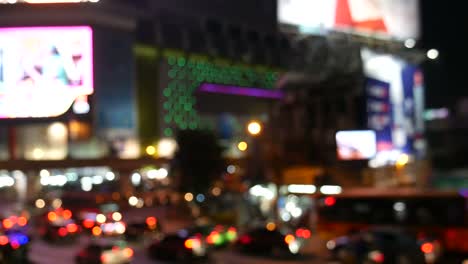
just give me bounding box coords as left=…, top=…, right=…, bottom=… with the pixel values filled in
left=316, top=188, right=468, bottom=254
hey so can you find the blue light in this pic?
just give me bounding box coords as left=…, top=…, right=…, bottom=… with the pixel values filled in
left=196, top=194, right=205, bottom=203
left=7, top=233, right=29, bottom=246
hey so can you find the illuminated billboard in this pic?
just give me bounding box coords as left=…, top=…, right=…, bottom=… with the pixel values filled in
left=0, top=26, right=93, bottom=119
left=278, top=0, right=420, bottom=40
left=336, top=130, right=377, bottom=160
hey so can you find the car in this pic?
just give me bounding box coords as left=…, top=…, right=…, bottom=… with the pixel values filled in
left=187, top=224, right=237, bottom=249
left=326, top=229, right=441, bottom=264
left=39, top=208, right=80, bottom=242
left=125, top=216, right=162, bottom=241
left=75, top=241, right=134, bottom=264
left=147, top=231, right=208, bottom=262
left=235, top=227, right=301, bottom=257
left=0, top=231, right=30, bottom=263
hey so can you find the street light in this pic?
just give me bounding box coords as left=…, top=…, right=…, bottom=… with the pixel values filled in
left=247, top=121, right=262, bottom=136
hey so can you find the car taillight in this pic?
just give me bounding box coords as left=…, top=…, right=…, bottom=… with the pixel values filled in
left=67, top=223, right=78, bottom=233
left=58, top=227, right=68, bottom=237
left=47, top=212, right=57, bottom=222
left=296, top=228, right=311, bottom=239
left=123, top=247, right=134, bottom=258
left=92, top=226, right=102, bottom=236
left=368, top=250, right=384, bottom=263
left=83, top=219, right=94, bottom=229
left=0, top=235, right=8, bottom=246
left=146, top=217, right=157, bottom=229
left=185, top=238, right=200, bottom=249
left=284, top=234, right=295, bottom=245
left=324, top=197, right=336, bottom=206
left=10, top=241, right=20, bottom=250
left=63, top=210, right=72, bottom=220
left=421, top=242, right=434, bottom=254
left=239, top=235, right=252, bottom=244
left=17, top=217, right=28, bottom=227
left=2, top=219, right=13, bottom=229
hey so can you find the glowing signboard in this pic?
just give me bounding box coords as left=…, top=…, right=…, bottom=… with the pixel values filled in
left=0, top=26, right=93, bottom=119
left=336, top=130, right=377, bottom=160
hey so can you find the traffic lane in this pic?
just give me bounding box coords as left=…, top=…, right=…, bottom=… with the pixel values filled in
left=212, top=250, right=327, bottom=264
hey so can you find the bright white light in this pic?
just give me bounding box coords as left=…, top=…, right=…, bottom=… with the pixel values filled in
left=128, top=196, right=138, bottom=206
left=96, top=214, right=106, bottom=224
left=320, top=185, right=342, bottom=195
left=184, top=193, right=194, bottom=202
left=247, top=121, right=262, bottom=136
left=114, top=221, right=126, bottom=234
left=147, top=169, right=158, bottom=179
left=289, top=241, right=300, bottom=254
left=131, top=173, right=141, bottom=186
left=427, top=49, right=439, bottom=60
left=281, top=212, right=291, bottom=222
left=291, top=207, right=303, bottom=218
left=326, top=240, right=336, bottom=250
left=0, top=176, right=15, bottom=188
left=157, top=138, right=178, bottom=158
left=227, top=165, right=236, bottom=174
left=285, top=202, right=296, bottom=212
left=196, top=194, right=205, bottom=203
left=32, top=148, right=45, bottom=160
left=112, top=212, right=122, bottom=222
left=105, top=172, right=115, bottom=181
left=35, top=199, right=46, bottom=209
left=92, top=175, right=104, bottom=185
left=52, top=198, right=62, bottom=209
left=136, top=198, right=144, bottom=208
left=42, top=175, right=67, bottom=187
left=48, top=122, right=67, bottom=140
left=393, top=202, right=406, bottom=212
left=287, top=184, right=316, bottom=194
left=404, top=38, right=416, bottom=48
left=72, top=99, right=90, bottom=114
left=152, top=168, right=168, bottom=180
left=80, top=176, right=93, bottom=192
left=249, top=185, right=275, bottom=200
left=40, top=169, right=50, bottom=177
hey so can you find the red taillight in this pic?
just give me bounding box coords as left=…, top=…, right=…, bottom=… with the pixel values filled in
left=67, top=223, right=78, bottom=233
left=324, top=197, right=336, bottom=206
left=83, top=219, right=94, bottom=229
left=123, top=247, right=134, bottom=258
left=0, top=235, right=8, bottom=246
left=11, top=241, right=20, bottom=250
left=2, top=219, right=14, bottom=229
left=369, top=251, right=385, bottom=263
left=63, top=210, right=72, bottom=220
left=146, top=217, right=157, bottom=229
left=58, top=227, right=68, bottom=237
left=240, top=235, right=252, bottom=244
left=284, top=234, right=295, bottom=245
left=421, top=242, right=434, bottom=254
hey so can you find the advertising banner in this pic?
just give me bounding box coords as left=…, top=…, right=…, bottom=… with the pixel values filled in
left=0, top=26, right=93, bottom=119
left=366, top=78, right=393, bottom=152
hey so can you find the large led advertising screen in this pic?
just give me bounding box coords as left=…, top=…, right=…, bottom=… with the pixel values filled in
left=0, top=26, right=93, bottom=119
left=278, top=0, right=420, bottom=40
left=336, top=130, right=377, bottom=160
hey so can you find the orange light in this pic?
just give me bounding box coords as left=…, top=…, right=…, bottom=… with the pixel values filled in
left=67, top=223, right=78, bottom=233
left=47, top=212, right=57, bottom=222
left=0, top=235, right=8, bottom=246
left=83, top=219, right=94, bottom=229
left=284, top=234, right=295, bottom=245
left=58, top=227, right=68, bottom=237
left=62, top=210, right=72, bottom=220
left=3, top=219, right=14, bottom=229
left=100, top=255, right=108, bottom=263
left=146, top=217, right=157, bottom=227
left=17, top=216, right=28, bottom=227
left=421, top=243, right=434, bottom=254
left=123, top=247, right=134, bottom=258
left=92, top=226, right=102, bottom=236
left=184, top=239, right=199, bottom=249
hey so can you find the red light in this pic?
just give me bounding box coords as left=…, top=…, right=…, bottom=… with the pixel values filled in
left=17, top=217, right=28, bottom=227
left=146, top=217, right=157, bottom=227
left=67, top=223, right=78, bottom=233
left=63, top=210, right=72, bottom=220
left=0, top=236, right=8, bottom=246
left=228, top=227, right=237, bottom=233
left=302, top=229, right=311, bottom=239
left=11, top=241, right=20, bottom=250
left=47, top=212, right=57, bottom=222
left=421, top=243, right=434, bottom=254
left=324, top=197, right=336, bottom=206
left=296, top=229, right=303, bottom=237
left=240, top=235, right=252, bottom=244
left=83, top=219, right=94, bottom=229
left=58, top=227, right=68, bottom=237
left=9, top=216, right=18, bottom=224
left=369, top=251, right=385, bottom=263
left=2, top=219, right=14, bottom=229
left=284, top=234, right=295, bottom=245
left=100, top=255, right=108, bottom=263
left=123, top=247, right=134, bottom=258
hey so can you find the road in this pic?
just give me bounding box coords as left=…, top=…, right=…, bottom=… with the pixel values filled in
left=28, top=235, right=330, bottom=264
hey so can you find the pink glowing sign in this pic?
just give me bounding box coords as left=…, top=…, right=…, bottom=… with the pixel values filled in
left=0, top=26, right=93, bottom=119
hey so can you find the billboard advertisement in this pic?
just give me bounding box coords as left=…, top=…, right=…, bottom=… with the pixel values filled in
left=278, top=0, right=420, bottom=40
left=0, top=26, right=93, bottom=119
left=336, top=130, right=377, bottom=160
left=362, top=48, right=425, bottom=165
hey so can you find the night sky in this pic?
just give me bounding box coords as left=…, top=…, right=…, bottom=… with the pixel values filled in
left=421, top=2, right=468, bottom=109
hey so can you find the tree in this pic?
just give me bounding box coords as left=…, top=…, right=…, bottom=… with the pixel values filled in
left=173, top=130, right=225, bottom=194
